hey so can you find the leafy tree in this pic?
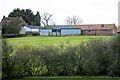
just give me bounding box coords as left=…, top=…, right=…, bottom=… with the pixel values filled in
left=24, top=9, right=35, bottom=25
left=8, top=8, right=41, bottom=26
left=35, top=11, right=41, bottom=26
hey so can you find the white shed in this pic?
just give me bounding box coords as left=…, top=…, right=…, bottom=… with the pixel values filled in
left=31, top=29, right=39, bottom=33
left=20, top=25, right=42, bottom=34
left=39, top=29, right=52, bottom=36
left=20, top=26, right=31, bottom=34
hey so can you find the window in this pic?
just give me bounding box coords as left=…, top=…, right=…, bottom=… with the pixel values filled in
left=89, top=30, right=91, bottom=32
left=101, top=25, right=104, bottom=27
left=52, top=29, right=56, bottom=32
left=52, top=29, right=61, bottom=32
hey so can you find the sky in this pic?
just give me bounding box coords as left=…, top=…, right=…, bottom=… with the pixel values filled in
left=0, top=0, right=119, bottom=26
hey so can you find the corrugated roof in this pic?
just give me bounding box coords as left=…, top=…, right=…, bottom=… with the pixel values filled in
left=75, top=24, right=117, bottom=30
left=24, top=24, right=117, bottom=31
left=53, top=25, right=78, bottom=29
left=1, top=17, right=25, bottom=26
left=25, top=25, right=43, bottom=29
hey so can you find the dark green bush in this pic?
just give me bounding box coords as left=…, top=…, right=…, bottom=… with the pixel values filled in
left=2, top=39, right=15, bottom=79
left=14, top=46, right=47, bottom=77
left=109, top=35, right=120, bottom=76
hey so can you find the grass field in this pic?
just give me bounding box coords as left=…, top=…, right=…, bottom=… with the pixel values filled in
left=14, top=76, right=120, bottom=80
left=7, top=36, right=113, bottom=48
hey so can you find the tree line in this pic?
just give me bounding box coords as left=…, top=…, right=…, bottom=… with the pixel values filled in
left=8, top=8, right=82, bottom=26
left=2, top=35, right=120, bottom=79
left=8, top=8, right=41, bottom=26
left=2, top=8, right=83, bottom=34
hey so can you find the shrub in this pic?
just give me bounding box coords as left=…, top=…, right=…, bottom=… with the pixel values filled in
left=14, top=46, right=47, bottom=77
left=2, top=39, right=15, bottom=79
left=40, top=45, right=60, bottom=76
left=109, top=35, right=120, bottom=76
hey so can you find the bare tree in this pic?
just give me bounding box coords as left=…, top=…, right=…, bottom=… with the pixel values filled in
left=65, top=16, right=72, bottom=25
left=41, top=12, right=54, bottom=27
left=65, top=15, right=82, bottom=25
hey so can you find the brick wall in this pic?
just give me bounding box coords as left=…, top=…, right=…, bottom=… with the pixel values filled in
left=82, top=29, right=115, bottom=35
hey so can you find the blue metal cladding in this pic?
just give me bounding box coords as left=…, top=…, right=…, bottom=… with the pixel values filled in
left=61, top=28, right=81, bottom=35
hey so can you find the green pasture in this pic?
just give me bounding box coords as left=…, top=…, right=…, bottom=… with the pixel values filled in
left=7, top=36, right=113, bottom=48
left=14, top=76, right=120, bottom=80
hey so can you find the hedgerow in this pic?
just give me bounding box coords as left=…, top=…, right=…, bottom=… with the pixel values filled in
left=2, top=35, right=120, bottom=79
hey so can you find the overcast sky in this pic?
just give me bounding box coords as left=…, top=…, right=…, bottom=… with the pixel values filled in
left=0, top=0, right=119, bottom=26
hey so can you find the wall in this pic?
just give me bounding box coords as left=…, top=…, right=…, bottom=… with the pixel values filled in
left=19, top=27, right=26, bottom=34
left=61, top=28, right=81, bottom=36
left=31, top=29, right=39, bottom=33
left=82, top=29, right=114, bottom=35
left=39, top=29, right=52, bottom=36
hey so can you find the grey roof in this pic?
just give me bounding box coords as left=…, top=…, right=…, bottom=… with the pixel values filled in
left=25, top=25, right=81, bottom=29
left=25, top=25, right=43, bottom=29
left=53, top=25, right=79, bottom=29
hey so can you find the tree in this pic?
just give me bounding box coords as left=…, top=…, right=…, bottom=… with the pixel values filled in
left=8, top=8, right=41, bottom=26
left=24, top=9, right=35, bottom=25
left=41, top=12, right=54, bottom=27
left=35, top=11, right=41, bottom=26
left=65, top=15, right=82, bottom=25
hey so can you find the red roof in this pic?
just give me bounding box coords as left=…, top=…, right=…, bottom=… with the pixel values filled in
left=75, top=24, right=117, bottom=30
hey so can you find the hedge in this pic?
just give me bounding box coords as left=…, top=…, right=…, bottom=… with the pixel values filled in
left=2, top=34, right=27, bottom=38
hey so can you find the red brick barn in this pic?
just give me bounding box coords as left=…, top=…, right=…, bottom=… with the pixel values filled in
left=75, top=24, right=117, bottom=35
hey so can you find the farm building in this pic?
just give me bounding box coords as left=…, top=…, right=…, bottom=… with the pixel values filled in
left=20, top=25, right=81, bottom=36
left=39, top=29, right=52, bottom=36
left=19, top=24, right=117, bottom=36
left=75, top=24, right=117, bottom=35
left=53, top=25, right=81, bottom=36
left=20, top=25, right=43, bottom=34
left=40, top=25, right=81, bottom=36
left=1, top=16, right=25, bottom=26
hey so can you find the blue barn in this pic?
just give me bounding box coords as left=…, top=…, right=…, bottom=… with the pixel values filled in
left=52, top=25, right=81, bottom=36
